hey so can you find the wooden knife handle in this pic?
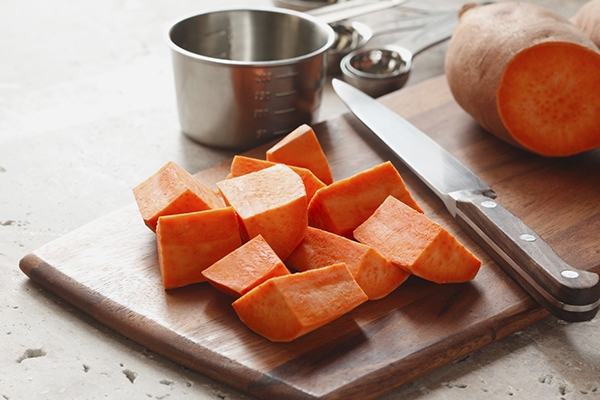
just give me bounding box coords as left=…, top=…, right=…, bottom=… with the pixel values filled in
left=451, top=190, right=600, bottom=322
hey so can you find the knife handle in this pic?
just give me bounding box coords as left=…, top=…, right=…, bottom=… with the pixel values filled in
left=450, top=190, right=600, bottom=322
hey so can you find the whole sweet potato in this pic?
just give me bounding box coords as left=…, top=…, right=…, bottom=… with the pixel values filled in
left=445, top=2, right=600, bottom=156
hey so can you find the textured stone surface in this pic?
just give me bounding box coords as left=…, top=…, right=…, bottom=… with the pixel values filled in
left=1, top=1, right=598, bottom=399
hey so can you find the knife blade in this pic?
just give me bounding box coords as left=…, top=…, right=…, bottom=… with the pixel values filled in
left=332, top=78, right=600, bottom=322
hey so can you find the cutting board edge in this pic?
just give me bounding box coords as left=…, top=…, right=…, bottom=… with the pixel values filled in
left=18, top=250, right=550, bottom=400
left=19, top=253, right=329, bottom=400
left=329, top=300, right=549, bottom=400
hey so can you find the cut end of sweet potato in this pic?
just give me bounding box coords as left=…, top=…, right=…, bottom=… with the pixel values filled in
left=497, top=42, right=600, bottom=156
left=446, top=2, right=600, bottom=157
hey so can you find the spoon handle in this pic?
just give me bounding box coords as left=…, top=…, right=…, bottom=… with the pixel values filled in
left=310, top=0, right=407, bottom=24
left=392, top=12, right=458, bottom=55
left=369, top=12, right=454, bottom=36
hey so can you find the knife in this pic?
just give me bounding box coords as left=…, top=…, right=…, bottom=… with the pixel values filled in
left=332, top=78, right=600, bottom=322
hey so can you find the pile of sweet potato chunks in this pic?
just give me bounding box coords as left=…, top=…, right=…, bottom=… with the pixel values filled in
left=133, top=125, right=481, bottom=342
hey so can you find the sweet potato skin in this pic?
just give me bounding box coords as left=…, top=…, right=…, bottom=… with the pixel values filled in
left=445, top=2, right=600, bottom=156
left=571, top=0, right=600, bottom=48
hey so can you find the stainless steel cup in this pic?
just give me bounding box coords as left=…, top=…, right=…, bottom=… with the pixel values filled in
left=165, top=8, right=335, bottom=150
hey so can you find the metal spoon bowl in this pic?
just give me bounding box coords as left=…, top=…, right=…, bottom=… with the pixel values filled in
left=347, top=46, right=412, bottom=76
left=327, top=12, right=454, bottom=74
left=340, top=12, right=458, bottom=97
left=340, top=46, right=413, bottom=96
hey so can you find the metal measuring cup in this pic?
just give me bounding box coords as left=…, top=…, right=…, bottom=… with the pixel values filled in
left=165, top=2, right=408, bottom=150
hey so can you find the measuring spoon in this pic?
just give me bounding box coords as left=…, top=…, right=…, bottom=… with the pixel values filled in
left=327, top=12, right=453, bottom=74
left=339, top=11, right=458, bottom=97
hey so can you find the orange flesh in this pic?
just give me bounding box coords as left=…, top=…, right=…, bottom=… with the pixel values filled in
left=308, top=161, right=422, bottom=238
left=232, top=263, right=368, bottom=342
left=229, top=156, right=326, bottom=202
left=266, top=124, right=334, bottom=185
left=202, top=235, right=290, bottom=298
left=156, top=207, right=242, bottom=290
left=217, top=164, right=308, bottom=260
left=286, top=227, right=409, bottom=300
left=132, top=161, right=224, bottom=231
left=497, top=42, right=600, bottom=156
left=353, top=196, right=481, bottom=284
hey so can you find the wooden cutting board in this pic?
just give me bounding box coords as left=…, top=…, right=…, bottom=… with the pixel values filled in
left=19, top=75, right=600, bottom=400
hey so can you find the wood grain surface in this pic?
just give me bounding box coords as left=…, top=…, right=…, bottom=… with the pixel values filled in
left=19, top=75, right=600, bottom=400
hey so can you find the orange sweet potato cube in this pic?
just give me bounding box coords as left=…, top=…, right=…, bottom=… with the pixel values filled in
left=133, top=161, right=223, bottom=231
left=217, top=164, right=307, bottom=260
left=353, top=196, right=481, bottom=284
left=308, top=161, right=423, bottom=238
left=202, top=235, right=291, bottom=298
left=286, top=227, right=409, bottom=300
left=232, top=263, right=368, bottom=342
left=266, top=124, right=333, bottom=185
left=229, top=155, right=326, bottom=202
left=156, top=207, right=242, bottom=290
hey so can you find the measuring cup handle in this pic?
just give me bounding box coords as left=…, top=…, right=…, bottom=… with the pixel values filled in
left=395, top=12, right=458, bottom=56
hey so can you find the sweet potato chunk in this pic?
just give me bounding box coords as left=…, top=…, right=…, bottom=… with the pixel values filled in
left=354, top=196, right=481, bottom=284
left=232, top=263, right=368, bottom=342
left=266, top=124, right=333, bottom=185
left=156, top=207, right=242, bottom=290
left=202, top=235, right=291, bottom=298
left=286, top=227, right=409, bottom=300
left=229, top=155, right=326, bottom=202
left=217, top=164, right=307, bottom=260
left=308, top=161, right=422, bottom=238
left=133, top=161, right=223, bottom=231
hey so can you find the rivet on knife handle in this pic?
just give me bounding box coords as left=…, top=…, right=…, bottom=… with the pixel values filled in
left=450, top=190, right=600, bottom=322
